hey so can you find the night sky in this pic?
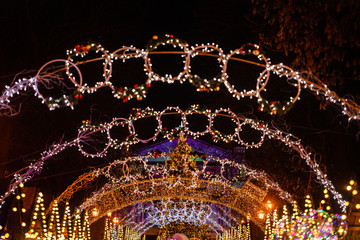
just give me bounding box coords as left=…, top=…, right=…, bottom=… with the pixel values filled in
left=0, top=0, right=360, bottom=236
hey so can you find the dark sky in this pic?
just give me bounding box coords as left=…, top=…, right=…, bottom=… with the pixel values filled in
left=0, top=0, right=360, bottom=227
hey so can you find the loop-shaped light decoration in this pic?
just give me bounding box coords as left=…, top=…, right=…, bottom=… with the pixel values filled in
left=1, top=35, right=359, bottom=119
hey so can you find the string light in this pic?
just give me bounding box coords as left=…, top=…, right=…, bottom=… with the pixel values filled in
left=61, top=202, right=72, bottom=239
left=218, top=221, right=250, bottom=240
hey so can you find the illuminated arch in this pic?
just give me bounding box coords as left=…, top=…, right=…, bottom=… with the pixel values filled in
left=82, top=177, right=269, bottom=229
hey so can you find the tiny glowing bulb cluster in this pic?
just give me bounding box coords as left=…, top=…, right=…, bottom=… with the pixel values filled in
left=346, top=179, right=358, bottom=196
left=24, top=192, right=90, bottom=240
left=217, top=222, right=251, bottom=240
left=265, top=197, right=348, bottom=239
left=25, top=191, right=47, bottom=239
left=290, top=210, right=348, bottom=239
left=104, top=223, right=142, bottom=240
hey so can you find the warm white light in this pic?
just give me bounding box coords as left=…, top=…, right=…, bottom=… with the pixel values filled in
left=112, top=217, right=119, bottom=224
left=92, top=208, right=99, bottom=217
left=266, top=200, right=273, bottom=209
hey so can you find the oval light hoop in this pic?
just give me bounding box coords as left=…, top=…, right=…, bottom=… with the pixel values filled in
left=145, top=36, right=190, bottom=84
left=184, top=108, right=213, bottom=137
left=211, top=108, right=241, bottom=143
left=108, top=117, right=137, bottom=149
left=34, top=59, right=83, bottom=106
left=76, top=125, right=111, bottom=158
left=129, top=109, right=162, bottom=143
left=187, top=44, right=225, bottom=88
left=257, top=64, right=302, bottom=106
left=68, top=44, right=110, bottom=93
left=158, top=106, right=186, bottom=138
left=237, top=119, right=266, bottom=148
left=222, top=46, right=269, bottom=99
left=105, top=46, right=145, bottom=83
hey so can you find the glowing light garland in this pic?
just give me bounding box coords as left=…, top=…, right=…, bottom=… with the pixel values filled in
left=0, top=106, right=347, bottom=214
left=0, top=35, right=359, bottom=119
